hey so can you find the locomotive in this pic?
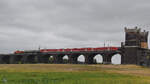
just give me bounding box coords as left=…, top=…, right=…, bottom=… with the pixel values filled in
left=14, top=47, right=118, bottom=54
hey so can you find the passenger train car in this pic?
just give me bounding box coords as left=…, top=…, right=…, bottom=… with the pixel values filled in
left=14, top=47, right=119, bottom=54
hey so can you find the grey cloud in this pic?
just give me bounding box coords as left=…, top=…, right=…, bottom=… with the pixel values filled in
left=0, top=0, right=150, bottom=53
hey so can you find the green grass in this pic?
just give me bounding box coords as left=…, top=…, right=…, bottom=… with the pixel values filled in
left=0, top=64, right=149, bottom=84
left=0, top=72, right=149, bottom=84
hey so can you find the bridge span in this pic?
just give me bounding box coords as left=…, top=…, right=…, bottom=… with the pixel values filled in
left=0, top=47, right=123, bottom=64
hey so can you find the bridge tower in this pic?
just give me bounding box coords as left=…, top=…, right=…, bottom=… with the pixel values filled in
left=122, top=27, right=149, bottom=65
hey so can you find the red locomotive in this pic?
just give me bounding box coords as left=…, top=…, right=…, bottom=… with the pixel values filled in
left=14, top=47, right=119, bottom=54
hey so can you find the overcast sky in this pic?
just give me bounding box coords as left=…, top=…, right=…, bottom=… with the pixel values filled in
left=0, top=0, right=150, bottom=54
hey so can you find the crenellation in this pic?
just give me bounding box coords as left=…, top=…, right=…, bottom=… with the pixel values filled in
left=125, top=26, right=141, bottom=33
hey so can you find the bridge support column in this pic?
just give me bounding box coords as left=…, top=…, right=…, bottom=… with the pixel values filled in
left=102, top=54, right=111, bottom=64
left=53, top=55, right=63, bottom=64
left=36, top=54, right=46, bottom=63
left=9, top=55, right=16, bottom=64
left=0, top=55, right=4, bottom=64
left=68, top=54, right=78, bottom=64
left=2, top=55, right=11, bottom=64
left=85, top=54, right=94, bottom=64
left=21, top=55, right=29, bottom=64
left=27, top=55, right=37, bottom=63
left=11, top=55, right=24, bottom=64
left=121, top=54, right=125, bottom=64
left=38, top=55, right=50, bottom=63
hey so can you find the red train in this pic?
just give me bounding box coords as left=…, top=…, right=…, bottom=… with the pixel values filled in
left=14, top=47, right=118, bottom=54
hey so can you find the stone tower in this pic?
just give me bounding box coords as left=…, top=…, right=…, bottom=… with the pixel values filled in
left=122, top=27, right=149, bottom=64
left=125, top=26, right=149, bottom=49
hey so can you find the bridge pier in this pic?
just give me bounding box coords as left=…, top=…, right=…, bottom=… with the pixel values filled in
left=120, top=53, right=125, bottom=64
left=26, top=55, right=37, bottom=63
left=0, top=55, right=3, bottom=64
left=38, top=55, right=50, bottom=63
left=53, top=54, right=64, bottom=64
left=68, top=54, right=78, bottom=64
left=102, top=53, right=111, bottom=64
left=9, top=55, right=16, bottom=64
left=21, top=55, right=30, bottom=64
left=9, top=55, right=24, bottom=64
left=1, top=55, right=11, bottom=64
left=14, top=55, right=24, bottom=64
left=85, top=54, right=94, bottom=64
left=36, top=55, right=45, bottom=63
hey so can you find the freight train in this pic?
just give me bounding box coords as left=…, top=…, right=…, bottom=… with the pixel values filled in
left=14, top=47, right=119, bottom=54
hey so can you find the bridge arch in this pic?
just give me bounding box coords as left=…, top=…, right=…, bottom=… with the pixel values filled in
left=62, top=55, right=69, bottom=63
left=93, top=54, right=103, bottom=64
left=77, top=54, right=85, bottom=64
left=111, top=53, right=122, bottom=64
left=49, top=55, right=54, bottom=63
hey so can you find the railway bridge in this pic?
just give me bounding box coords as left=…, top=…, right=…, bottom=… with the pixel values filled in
left=0, top=48, right=123, bottom=64
left=0, top=27, right=150, bottom=66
